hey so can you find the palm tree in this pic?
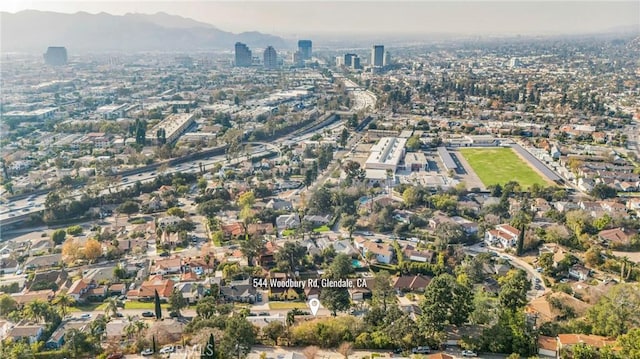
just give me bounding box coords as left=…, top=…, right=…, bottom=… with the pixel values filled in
left=23, top=300, right=49, bottom=323
left=52, top=291, right=75, bottom=318
left=104, top=297, right=119, bottom=318
left=124, top=315, right=137, bottom=340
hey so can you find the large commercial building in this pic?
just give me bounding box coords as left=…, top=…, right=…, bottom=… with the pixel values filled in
left=365, top=137, right=407, bottom=172
left=44, top=47, right=67, bottom=66
left=297, top=40, right=312, bottom=60
left=146, top=113, right=195, bottom=145
left=263, top=46, right=278, bottom=69
left=235, top=42, right=252, bottom=67
left=371, top=45, right=384, bottom=67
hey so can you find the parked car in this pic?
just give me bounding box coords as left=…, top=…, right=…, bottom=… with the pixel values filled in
left=141, top=311, right=155, bottom=318
left=141, top=348, right=154, bottom=356
left=159, top=346, right=176, bottom=354
left=461, top=350, right=478, bottom=357
left=80, top=313, right=91, bottom=319
left=411, top=347, right=430, bottom=354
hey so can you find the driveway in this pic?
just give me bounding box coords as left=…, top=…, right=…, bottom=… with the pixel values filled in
left=465, top=244, right=546, bottom=298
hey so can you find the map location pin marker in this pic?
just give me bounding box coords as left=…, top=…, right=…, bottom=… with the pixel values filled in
left=309, top=298, right=320, bottom=316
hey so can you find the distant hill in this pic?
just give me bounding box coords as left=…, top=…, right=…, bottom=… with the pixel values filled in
left=0, top=10, right=287, bottom=53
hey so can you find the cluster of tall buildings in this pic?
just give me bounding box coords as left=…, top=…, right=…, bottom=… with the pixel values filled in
left=336, top=44, right=391, bottom=70
left=234, top=39, right=313, bottom=69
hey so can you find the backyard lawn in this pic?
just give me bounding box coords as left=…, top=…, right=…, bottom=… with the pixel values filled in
left=124, top=301, right=170, bottom=310
left=459, top=147, right=550, bottom=188
left=269, top=302, right=309, bottom=310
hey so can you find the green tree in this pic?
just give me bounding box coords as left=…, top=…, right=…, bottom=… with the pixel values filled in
left=52, top=291, right=75, bottom=318
left=320, top=254, right=353, bottom=316
left=66, top=225, right=83, bottom=236
left=240, top=234, right=264, bottom=265
left=262, top=321, right=286, bottom=344
left=275, top=242, right=307, bottom=274
left=116, top=200, right=140, bottom=218
left=154, top=289, right=162, bottom=320
left=339, top=128, right=349, bottom=147
left=405, top=135, right=421, bottom=151
left=498, top=270, right=531, bottom=312
left=0, top=294, right=18, bottom=317
left=169, top=289, right=187, bottom=316
left=617, top=327, right=640, bottom=358
left=340, top=215, right=357, bottom=239
left=104, top=297, right=119, bottom=318
left=196, top=297, right=218, bottom=320
left=238, top=191, right=256, bottom=208
left=590, top=184, right=618, bottom=199
left=202, top=333, right=217, bottom=359
left=167, top=207, right=186, bottom=218
left=220, top=315, right=256, bottom=358
left=371, top=271, right=396, bottom=312
left=52, top=229, right=67, bottom=245
left=419, top=273, right=473, bottom=333
left=586, top=283, right=640, bottom=336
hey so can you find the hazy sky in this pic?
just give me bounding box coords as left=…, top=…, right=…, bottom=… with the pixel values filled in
left=1, top=1, right=638, bottom=36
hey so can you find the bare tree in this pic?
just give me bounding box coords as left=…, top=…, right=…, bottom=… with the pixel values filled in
left=303, top=346, right=320, bottom=359
left=337, top=342, right=353, bottom=359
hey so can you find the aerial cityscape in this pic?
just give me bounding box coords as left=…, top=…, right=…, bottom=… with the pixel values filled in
left=0, top=2, right=639, bottom=359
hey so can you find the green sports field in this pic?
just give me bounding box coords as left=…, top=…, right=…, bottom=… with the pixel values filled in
left=459, top=147, right=550, bottom=188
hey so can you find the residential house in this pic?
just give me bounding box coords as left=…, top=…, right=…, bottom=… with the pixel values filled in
left=568, top=264, right=590, bottom=282
left=348, top=285, right=371, bottom=301
left=304, top=286, right=320, bottom=300
left=276, top=213, right=301, bottom=230
left=23, top=253, right=62, bottom=270
left=28, top=270, right=68, bottom=291
left=153, top=257, right=182, bottom=275
left=304, top=214, right=332, bottom=226
left=220, top=279, right=257, bottom=303
left=425, top=354, right=455, bottom=359
left=257, top=242, right=278, bottom=268
left=538, top=335, right=558, bottom=358
left=174, top=282, right=204, bottom=304
left=247, top=223, right=275, bottom=237
left=158, top=215, right=181, bottom=228
left=597, top=227, right=637, bottom=248
left=393, top=275, right=432, bottom=292
left=556, top=334, right=617, bottom=358
left=11, top=290, right=55, bottom=307
left=484, top=224, right=520, bottom=248
left=403, top=245, right=434, bottom=263
left=9, top=325, right=44, bottom=344
left=45, top=319, right=91, bottom=349
left=354, top=238, right=393, bottom=264
left=0, top=320, right=15, bottom=340
left=0, top=257, right=19, bottom=274
left=68, top=279, right=95, bottom=301
left=126, top=275, right=175, bottom=301
left=221, top=222, right=245, bottom=238
left=105, top=320, right=128, bottom=341
left=266, top=198, right=293, bottom=211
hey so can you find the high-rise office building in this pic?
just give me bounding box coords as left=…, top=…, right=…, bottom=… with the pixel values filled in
left=298, top=40, right=312, bottom=60
left=235, top=42, right=252, bottom=67
left=372, top=45, right=384, bottom=67
left=263, top=46, right=278, bottom=69
left=293, top=51, right=303, bottom=67
left=384, top=51, right=392, bottom=66
left=344, top=53, right=357, bottom=67
left=44, top=46, right=67, bottom=66
left=352, top=56, right=361, bottom=70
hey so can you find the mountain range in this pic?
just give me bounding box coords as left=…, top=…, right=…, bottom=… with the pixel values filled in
left=0, top=10, right=288, bottom=53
